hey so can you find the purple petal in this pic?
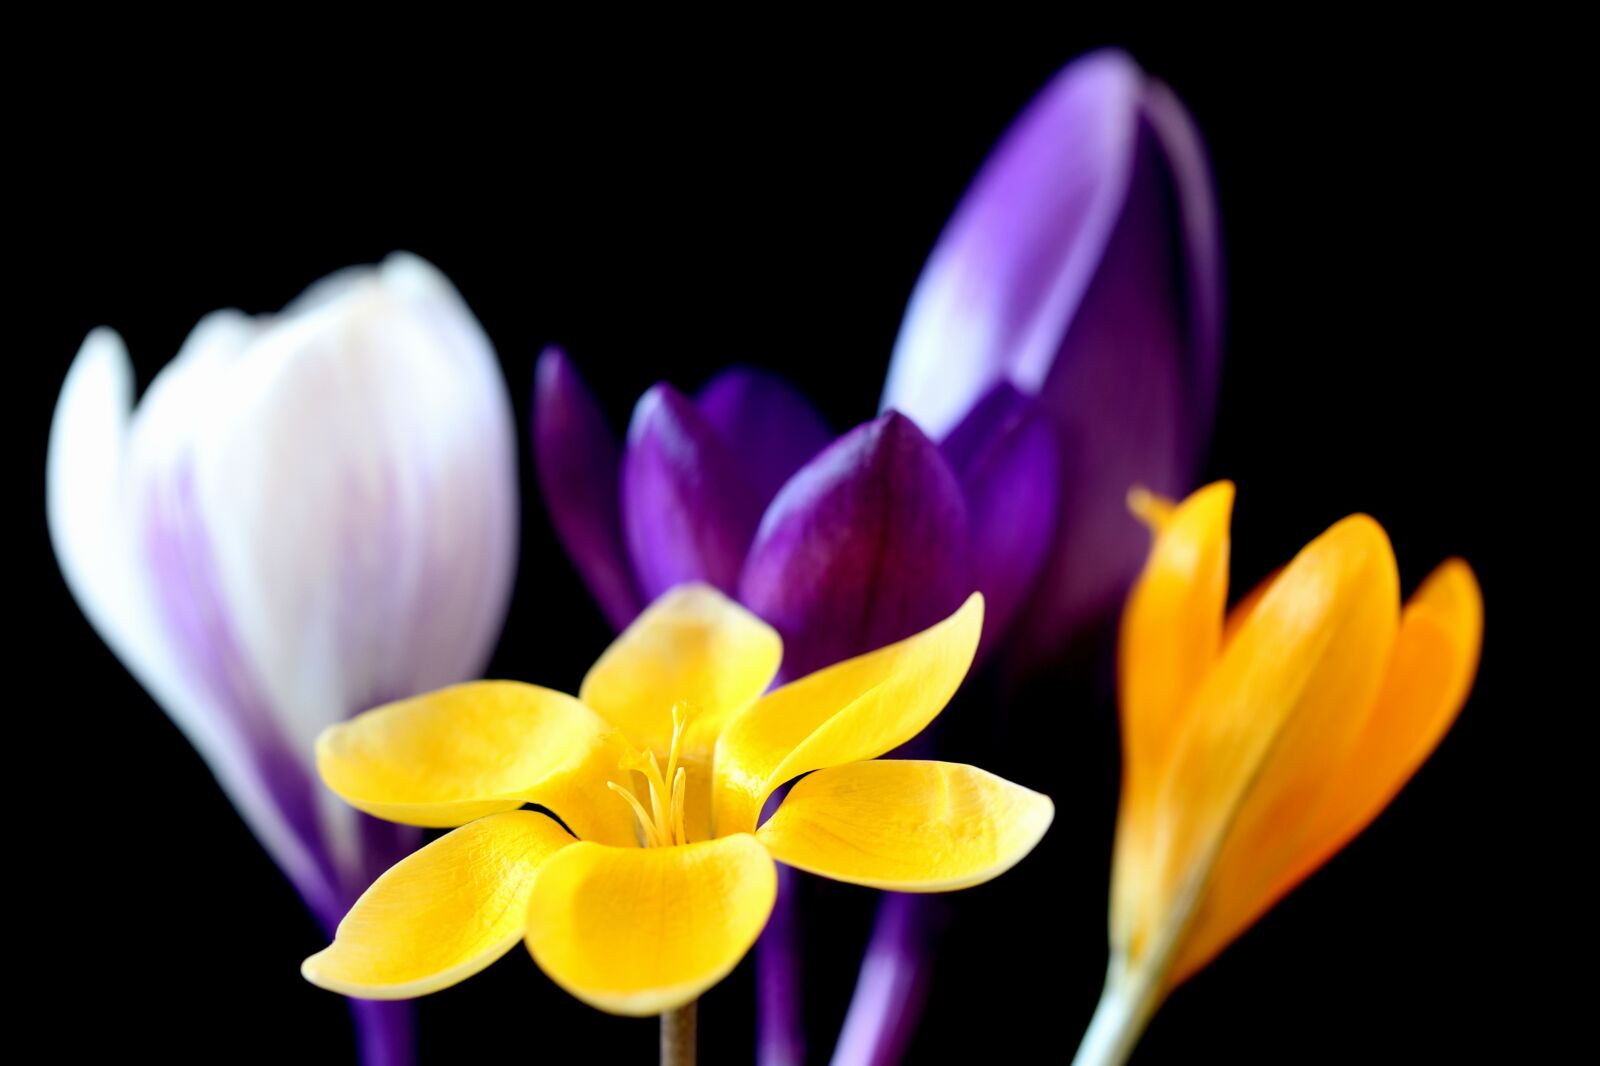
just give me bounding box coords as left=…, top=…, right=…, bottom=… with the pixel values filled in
left=739, top=412, right=971, bottom=681
left=532, top=348, right=642, bottom=630
left=1014, top=78, right=1218, bottom=666
left=696, top=366, right=834, bottom=508
left=621, top=383, right=763, bottom=600
left=880, top=49, right=1223, bottom=668
left=939, top=384, right=1059, bottom=660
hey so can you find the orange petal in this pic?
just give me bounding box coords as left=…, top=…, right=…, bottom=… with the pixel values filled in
left=1171, top=558, right=1482, bottom=981
left=1115, top=513, right=1399, bottom=978
left=1111, top=481, right=1233, bottom=953
left=1220, top=565, right=1283, bottom=648
left=1118, top=480, right=1234, bottom=777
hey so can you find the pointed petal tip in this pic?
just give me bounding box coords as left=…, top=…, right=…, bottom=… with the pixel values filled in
left=622, top=381, right=760, bottom=598
left=1325, top=512, right=1395, bottom=561
left=757, top=760, right=1053, bottom=892
left=694, top=366, right=834, bottom=506
left=740, top=408, right=970, bottom=679
left=534, top=344, right=571, bottom=383
left=627, top=381, right=694, bottom=442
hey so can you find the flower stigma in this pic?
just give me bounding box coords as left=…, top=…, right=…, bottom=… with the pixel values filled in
left=1126, top=485, right=1176, bottom=533
left=607, top=702, right=694, bottom=847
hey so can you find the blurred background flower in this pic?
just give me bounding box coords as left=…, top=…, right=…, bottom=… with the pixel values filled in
left=46, top=254, right=519, bottom=1066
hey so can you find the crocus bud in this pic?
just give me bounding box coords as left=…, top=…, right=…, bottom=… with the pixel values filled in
left=882, top=48, right=1223, bottom=671
left=47, top=253, right=518, bottom=1064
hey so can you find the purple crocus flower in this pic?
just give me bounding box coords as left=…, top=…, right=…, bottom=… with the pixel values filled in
left=47, top=254, right=520, bottom=1066
left=535, top=355, right=1059, bottom=681
left=535, top=44, right=1220, bottom=1065
left=535, top=352, right=1058, bottom=1064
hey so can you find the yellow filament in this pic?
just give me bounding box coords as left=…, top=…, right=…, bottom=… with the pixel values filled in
left=606, top=781, right=663, bottom=848
left=609, top=703, right=695, bottom=847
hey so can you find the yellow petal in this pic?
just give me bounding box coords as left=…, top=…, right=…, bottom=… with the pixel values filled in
left=523, top=835, right=777, bottom=1016
left=1115, top=513, right=1399, bottom=978
left=1111, top=483, right=1232, bottom=949
left=1172, top=558, right=1483, bottom=981
left=302, top=811, right=574, bottom=999
left=713, top=593, right=984, bottom=836
left=316, top=681, right=636, bottom=846
left=757, top=760, right=1053, bottom=891
left=580, top=583, right=782, bottom=757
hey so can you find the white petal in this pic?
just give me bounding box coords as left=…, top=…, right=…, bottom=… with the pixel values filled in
left=48, top=329, right=341, bottom=919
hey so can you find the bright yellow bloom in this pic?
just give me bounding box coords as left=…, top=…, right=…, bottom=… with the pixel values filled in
left=302, top=585, right=1052, bottom=1016
left=1074, top=481, right=1483, bottom=1065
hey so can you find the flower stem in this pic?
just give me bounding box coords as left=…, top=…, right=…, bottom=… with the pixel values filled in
left=1070, top=963, right=1163, bottom=1066
left=348, top=997, right=414, bottom=1066
left=757, top=865, right=805, bottom=1066
left=661, top=1000, right=698, bottom=1066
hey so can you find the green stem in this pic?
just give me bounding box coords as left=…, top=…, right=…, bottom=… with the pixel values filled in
left=661, top=1000, right=698, bottom=1066
left=1071, top=962, right=1164, bottom=1066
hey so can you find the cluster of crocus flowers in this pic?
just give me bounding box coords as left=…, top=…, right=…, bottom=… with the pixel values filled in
left=302, top=585, right=1053, bottom=1022
left=1073, top=482, right=1483, bottom=1066
left=47, top=253, right=519, bottom=1065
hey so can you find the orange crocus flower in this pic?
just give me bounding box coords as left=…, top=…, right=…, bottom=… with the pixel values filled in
left=1074, top=481, right=1483, bottom=1065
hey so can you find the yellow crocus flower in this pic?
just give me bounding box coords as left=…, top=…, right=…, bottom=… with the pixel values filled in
left=1075, top=481, right=1483, bottom=1065
left=302, top=585, right=1052, bottom=1020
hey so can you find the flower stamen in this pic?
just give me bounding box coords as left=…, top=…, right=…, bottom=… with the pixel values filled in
left=609, top=702, right=696, bottom=847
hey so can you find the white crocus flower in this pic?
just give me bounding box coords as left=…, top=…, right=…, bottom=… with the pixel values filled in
left=46, top=253, right=518, bottom=1062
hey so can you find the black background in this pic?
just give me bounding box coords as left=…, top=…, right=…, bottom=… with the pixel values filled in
left=22, top=31, right=1542, bottom=1064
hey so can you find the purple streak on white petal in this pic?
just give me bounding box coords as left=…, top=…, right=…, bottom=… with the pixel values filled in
left=695, top=366, right=834, bottom=509
left=621, top=383, right=763, bottom=599
left=533, top=348, right=642, bottom=629
left=142, top=459, right=346, bottom=924
left=49, top=329, right=349, bottom=927
left=50, top=253, right=517, bottom=945
left=938, top=384, right=1060, bottom=660
left=187, top=254, right=518, bottom=773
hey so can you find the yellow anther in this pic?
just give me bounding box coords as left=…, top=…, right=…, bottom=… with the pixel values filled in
left=610, top=704, right=697, bottom=848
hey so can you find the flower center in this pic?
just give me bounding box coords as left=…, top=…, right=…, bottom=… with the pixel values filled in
left=607, top=703, right=693, bottom=847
